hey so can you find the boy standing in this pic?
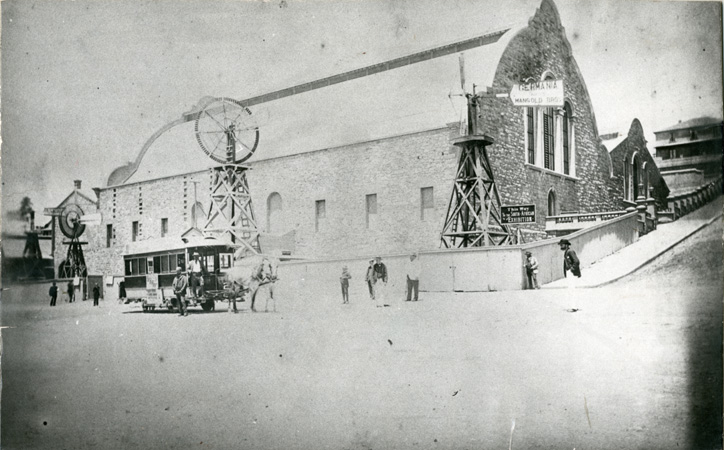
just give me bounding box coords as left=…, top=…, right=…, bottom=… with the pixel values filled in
left=364, top=259, right=375, bottom=300
left=524, top=251, right=540, bottom=289
left=340, top=266, right=352, bottom=304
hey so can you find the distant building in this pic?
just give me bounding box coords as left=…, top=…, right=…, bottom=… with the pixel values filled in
left=653, top=116, right=723, bottom=184
left=1, top=208, right=53, bottom=283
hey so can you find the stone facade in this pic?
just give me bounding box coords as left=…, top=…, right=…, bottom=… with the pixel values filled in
left=84, top=0, right=637, bottom=275
left=605, top=119, right=669, bottom=208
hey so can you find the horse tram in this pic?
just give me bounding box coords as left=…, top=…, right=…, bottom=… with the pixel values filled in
left=122, top=235, right=272, bottom=313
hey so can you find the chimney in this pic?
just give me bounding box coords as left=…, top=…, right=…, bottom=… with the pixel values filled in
left=74, top=180, right=82, bottom=190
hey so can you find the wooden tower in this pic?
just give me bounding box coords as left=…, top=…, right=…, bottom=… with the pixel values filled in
left=202, top=129, right=262, bottom=257
left=440, top=89, right=513, bottom=248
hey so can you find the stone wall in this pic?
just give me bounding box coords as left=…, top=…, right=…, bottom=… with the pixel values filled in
left=84, top=0, right=631, bottom=275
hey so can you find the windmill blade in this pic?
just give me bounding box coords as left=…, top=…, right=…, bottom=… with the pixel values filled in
left=459, top=53, right=466, bottom=93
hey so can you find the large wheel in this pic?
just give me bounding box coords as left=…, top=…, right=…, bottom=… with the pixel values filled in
left=200, top=300, right=214, bottom=312
left=194, top=97, right=259, bottom=164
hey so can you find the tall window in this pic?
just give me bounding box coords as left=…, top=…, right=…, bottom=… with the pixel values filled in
left=132, top=221, right=139, bottom=242
left=267, top=193, right=283, bottom=233
left=526, top=107, right=535, bottom=164
left=366, top=194, right=377, bottom=229
left=161, top=218, right=168, bottom=237
left=547, top=190, right=557, bottom=216
left=420, top=187, right=434, bottom=220
left=315, top=200, right=326, bottom=232
left=543, top=107, right=555, bottom=170
left=563, top=103, right=571, bottom=175
left=106, top=224, right=113, bottom=248
left=623, top=156, right=630, bottom=200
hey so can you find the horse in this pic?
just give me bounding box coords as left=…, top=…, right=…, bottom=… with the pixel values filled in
left=222, top=255, right=279, bottom=313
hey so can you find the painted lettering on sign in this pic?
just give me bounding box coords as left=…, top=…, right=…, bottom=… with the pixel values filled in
left=509, top=80, right=564, bottom=107
left=501, top=204, right=536, bottom=224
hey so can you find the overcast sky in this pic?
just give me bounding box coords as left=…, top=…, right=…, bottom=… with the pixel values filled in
left=1, top=0, right=722, bottom=218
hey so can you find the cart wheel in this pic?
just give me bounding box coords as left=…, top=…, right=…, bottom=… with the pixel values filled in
left=142, top=306, right=148, bottom=313
left=201, top=301, right=214, bottom=312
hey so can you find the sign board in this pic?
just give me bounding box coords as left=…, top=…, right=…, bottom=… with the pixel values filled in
left=146, top=274, right=159, bottom=300
left=501, top=204, right=536, bottom=224
left=44, top=207, right=64, bottom=216
left=510, top=79, right=564, bottom=107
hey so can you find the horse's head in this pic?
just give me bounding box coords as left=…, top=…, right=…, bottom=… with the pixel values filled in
left=258, top=257, right=278, bottom=281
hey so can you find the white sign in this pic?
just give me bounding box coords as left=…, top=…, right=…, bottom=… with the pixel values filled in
left=146, top=274, right=159, bottom=300
left=510, top=79, right=564, bottom=107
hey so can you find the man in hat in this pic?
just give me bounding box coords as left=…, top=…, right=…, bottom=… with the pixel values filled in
left=188, top=252, right=204, bottom=299
left=559, top=239, right=581, bottom=279
left=406, top=253, right=421, bottom=301
left=92, top=283, right=101, bottom=306
left=524, top=251, right=540, bottom=289
left=372, top=256, right=388, bottom=307
left=172, top=267, right=189, bottom=316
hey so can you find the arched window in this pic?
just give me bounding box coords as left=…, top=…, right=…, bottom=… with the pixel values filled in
left=631, top=153, right=640, bottom=201
left=547, top=189, right=558, bottom=216
left=267, top=192, right=282, bottom=233
left=543, top=106, right=555, bottom=170
left=526, top=107, right=535, bottom=164
left=523, top=73, right=574, bottom=177
left=641, top=162, right=650, bottom=199
left=563, top=102, right=572, bottom=175
left=623, top=156, right=630, bottom=200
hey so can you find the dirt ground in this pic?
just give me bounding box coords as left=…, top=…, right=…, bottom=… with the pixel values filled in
left=1, top=220, right=722, bottom=450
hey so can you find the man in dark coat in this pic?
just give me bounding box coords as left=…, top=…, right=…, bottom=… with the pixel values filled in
left=49, top=282, right=58, bottom=307
left=372, top=256, right=388, bottom=307
left=67, top=280, right=75, bottom=303
left=92, top=284, right=101, bottom=306
left=559, top=239, right=581, bottom=278
left=364, top=259, right=375, bottom=300
left=172, top=267, right=189, bottom=316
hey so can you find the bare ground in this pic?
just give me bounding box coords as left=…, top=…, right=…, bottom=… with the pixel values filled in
left=1, top=220, right=721, bottom=450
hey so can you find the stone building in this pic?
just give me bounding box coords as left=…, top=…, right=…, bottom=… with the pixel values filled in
left=600, top=119, right=669, bottom=209
left=86, top=0, right=640, bottom=277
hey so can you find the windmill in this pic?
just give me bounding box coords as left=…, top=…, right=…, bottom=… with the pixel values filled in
left=440, top=54, right=513, bottom=248
left=57, top=203, right=89, bottom=278
left=193, top=96, right=262, bottom=257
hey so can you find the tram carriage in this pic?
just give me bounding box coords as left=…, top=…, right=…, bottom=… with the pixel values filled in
left=122, top=235, right=243, bottom=312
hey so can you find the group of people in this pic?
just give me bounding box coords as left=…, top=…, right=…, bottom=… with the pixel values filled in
left=523, top=239, right=581, bottom=290
left=339, top=239, right=581, bottom=301
left=340, top=254, right=421, bottom=306
left=48, top=280, right=101, bottom=306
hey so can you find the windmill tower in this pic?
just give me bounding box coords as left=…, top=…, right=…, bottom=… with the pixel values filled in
left=193, top=97, right=262, bottom=257
left=440, top=55, right=513, bottom=248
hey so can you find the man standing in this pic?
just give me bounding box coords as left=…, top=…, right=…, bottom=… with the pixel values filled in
left=188, top=252, right=204, bottom=298
left=67, top=280, right=75, bottom=303
left=406, top=253, right=421, bottom=302
left=559, top=239, right=581, bottom=280
left=172, top=267, right=189, bottom=317
left=372, top=256, right=388, bottom=307
left=364, top=259, right=375, bottom=301
left=524, top=251, right=540, bottom=289
left=92, top=284, right=101, bottom=307
left=49, top=282, right=58, bottom=307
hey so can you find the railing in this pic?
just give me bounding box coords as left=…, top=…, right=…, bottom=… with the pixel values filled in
left=658, top=175, right=723, bottom=222
left=545, top=210, right=627, bottom=232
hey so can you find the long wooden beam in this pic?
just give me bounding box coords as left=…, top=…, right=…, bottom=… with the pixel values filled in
left=183, top=28, right=510, bottom=121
